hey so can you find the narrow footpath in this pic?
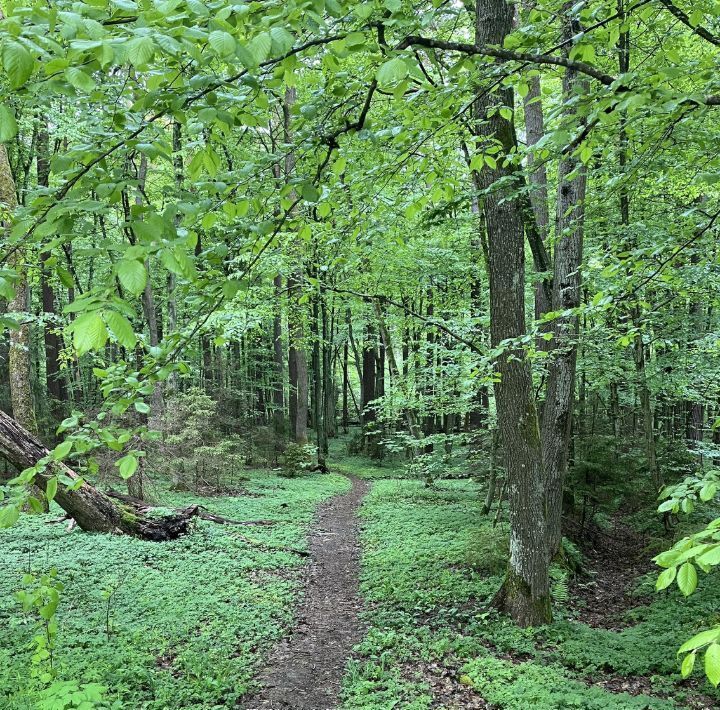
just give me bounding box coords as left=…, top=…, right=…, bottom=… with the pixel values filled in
left=243, top=476, right=370, bottom=709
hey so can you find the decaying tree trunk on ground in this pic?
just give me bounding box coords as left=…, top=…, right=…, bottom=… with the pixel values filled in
left=0, top=408, right=199, bottom=540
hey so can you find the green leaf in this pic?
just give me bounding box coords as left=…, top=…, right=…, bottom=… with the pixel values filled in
left=377, top=57, right=408, bottom=86
left=117, top=259, right=147, bottom=295
left=346, top=32, right=365, bottom=48
left=127, top=36, right=155, bottom=67
left=53, top=440, right=73, bottom=460
left=209, top=30, right=236, bottom=57
left=0, top=505, right=20, bottom=528
left=65, top=67, right=96, bottom=92
left=134, top=401, right=150, bottom=414
left=656, top=566, right=676, bottom=591
left=117, top=455, right=138, bottom=480
left=679, top=628, right=720, bottom=654
left=104, top=311, right=137, bottom=349
left=270, top=27, right=294, bottom=54
left=2, top=41, right=34, bottom=89
left=0, top=105, right=18, bottom=142
left=72, top=312, right=108, bottom=355
left=700, top=483, right=717, bottom=502
left=249, top=32, right=271, bottom=63
left=677, top=562, right=698, bottom=597
left=696, top=545, right=720, bottom=567
left=301, top=184, right=320, bottom=203
left=45, top=477, right=58, bottom=504
left=681, top=651, right=696, bottom=678
left=706, top=643, right=720, bottom=686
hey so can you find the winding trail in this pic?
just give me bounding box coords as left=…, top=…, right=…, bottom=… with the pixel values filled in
left=243, top=476, right=370, bottom=709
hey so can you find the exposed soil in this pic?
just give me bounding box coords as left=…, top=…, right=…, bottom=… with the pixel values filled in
left=400, top=659, right=491, bottom=709
left=568, top=515, right=653, bottom=630
left=242, top=476, right=370, bottom=710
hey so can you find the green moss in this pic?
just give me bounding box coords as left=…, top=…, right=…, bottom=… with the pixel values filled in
left=499, top=565, right=552, bottom=627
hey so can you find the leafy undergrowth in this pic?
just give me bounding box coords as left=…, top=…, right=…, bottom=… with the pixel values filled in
left=343, top=474, right=720, bottom=709
left=0, top=471, right=349, bottom=709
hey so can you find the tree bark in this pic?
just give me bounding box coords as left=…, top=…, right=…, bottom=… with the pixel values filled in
left=283, top=87, right=309, bottom=444
left=134, top=154, right=165, bottom=418
left=0, top=409, right=196, bottom=539
left=540, top=15, right=588, bottom=559
left=272, top=273, right=286, bottom=443
left=37, top=125, right=67, bottom=412
left=1, top=139, right=38, bottom=435
left=475, top=0, right=550, bottom=626
left=521, top=2, right=551, bottom=322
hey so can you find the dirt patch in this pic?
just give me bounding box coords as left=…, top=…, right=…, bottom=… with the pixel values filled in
left=568, top=516, right=652, bottom=630
left=400, top=660, right=491, bottom=709
left=242, top=476, right=370, bottom=709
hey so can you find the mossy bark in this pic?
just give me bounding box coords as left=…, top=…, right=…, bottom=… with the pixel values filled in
left=0, top=408, right=194, bottom=540
left=474, top=0, right=552, bottom=625
left=495, top=566, right=552, bottom=628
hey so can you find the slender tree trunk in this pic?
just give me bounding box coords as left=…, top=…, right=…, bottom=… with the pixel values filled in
left=374, top=300, right=421, bottom=440
left=1, top=131, right=38, bottom=438
left=342, top=339, right=349, bottom=433
left=282, top=87, right=309, bottom=444
left=272, top=274, right=286, bottom=445
left=521, top=1, right=551, bottom=321
left=361, top=319, right=380, bottom=457
left=37, top=125, right=67, bottom=415
left=475, top=0, right=550, bottom=626
left=167, top=120, right=182, bottom=396
left=540, top=15, right=588, bottom=559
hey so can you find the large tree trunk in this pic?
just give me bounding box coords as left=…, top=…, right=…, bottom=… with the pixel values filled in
left=1, top=140, right=37, bottom=435
left=475, top=0, right=550, bottom=626
left=0, top=409, right=194, bottom=539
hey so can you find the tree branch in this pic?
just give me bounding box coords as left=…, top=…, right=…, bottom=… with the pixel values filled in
left=658, top=0, right=720, bottom=47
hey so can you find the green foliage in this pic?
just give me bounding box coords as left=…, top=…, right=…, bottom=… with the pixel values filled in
left=344, top=462, right=720, bottom=708
left=0, top=471, right=348, bottom=708
left=36, top=681, right=112, bottom=710
left=280, top=443, right=317, bottom=478
left=460, top=655, right=672, bottom=709
left=15, top=568, right=64, bottom=684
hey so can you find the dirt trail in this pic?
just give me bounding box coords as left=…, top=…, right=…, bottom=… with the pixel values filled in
left=243, top=476, right=370, bottom=710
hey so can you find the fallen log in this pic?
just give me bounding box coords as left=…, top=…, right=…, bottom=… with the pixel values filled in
left=0, top=409, right=195, bottom=540
left=106, top=491, right=278, bottom=527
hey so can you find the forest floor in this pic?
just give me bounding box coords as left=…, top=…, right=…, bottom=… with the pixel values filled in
left=3, top=442, right=720, bottom=709
left=243, top=476, right=370, bottom=709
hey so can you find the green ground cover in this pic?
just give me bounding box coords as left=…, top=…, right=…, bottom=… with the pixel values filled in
left=343, top=474, right=720, bottom=709
left=0, top=472, right=349, bottom=709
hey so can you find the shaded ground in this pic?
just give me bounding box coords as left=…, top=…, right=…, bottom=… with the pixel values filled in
left=0, top=472, right=350, bottom=709
left=569, top=514, right=652, bottom=630
left=243, top=476, right=370, bottom=709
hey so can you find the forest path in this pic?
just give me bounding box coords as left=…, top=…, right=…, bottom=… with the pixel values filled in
left=242, top=475, right=370, bottom=709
